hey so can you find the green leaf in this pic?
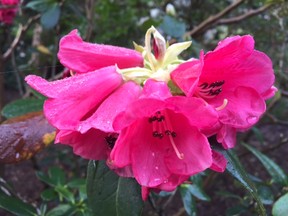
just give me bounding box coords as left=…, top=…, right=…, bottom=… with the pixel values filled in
left=179, top=185, right=197, bottom=216
left=41, top=188, right=58, bottom=201
left=25, top=0, right=51, bottom=12
left=218, top=149, right=266, bottom=215
left=272, top=193, right=288, bottom=216
left=41, top=4, right=61, bottom=29
left=0, top=188, right=37, bottom=216
left=48, top=167, right=66, bottom=186
left=36, top=171, right=56, bottom=187
left=160, top=15, right=186, bottom=39
left=67, top=179, right=86, bottom=188
left=55, top=186, right=75, bottom=203
left=1, top=98, right=44, bottom=119
left=46, top=204, right=75, bottom=216
left=86, top=160, right=144, bottom=216
left=226, top=204, right=248, bottom=216
left=257, top=185, right=274, bottom=205
left=189, top=175, right=210, bottom=201
left=242, top=143, right=288, bottom=186
left=187, top=184, right=210, bottom=201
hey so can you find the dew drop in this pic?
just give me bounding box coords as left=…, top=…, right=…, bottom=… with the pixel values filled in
left=155, top=166, right=159, bottom=170
left=15, top=153, right=20, bottom=159
left=246, top=116, right=258, bottom=124
left=152, top=152, right=155, bottom=157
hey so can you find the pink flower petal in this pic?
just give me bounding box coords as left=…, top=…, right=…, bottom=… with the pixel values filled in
left=112, top=102, right=213, bottom=187
left=113, top=99, right=168, bottom=131
left=261, top=86, right=277, bottom=100
left=141, top=186, right=150, bottom=201
left=164, top=111, right=212, bottom=175
left=55, top=129, right=110, bottom=160
left=154, top=174, right=189, bottom=191
left=78, top=81, right=142, bottom=133
left=216, top=124, right=237, bottom=149
left=109, top=126, right=133, bottom=168
left=201, top=44, right=274, bottom=97
left=141, top=79, right=172, bottom=99
left=111, top=118, right=171, bottom=187
left=204, top=35, right=254, bottom=69
left=26, top=66, right=123, bottom=130
left=58, top=29, right=143, bottom=73
left=171, top=52, right=203, bottom=97
left=214, top=35, right=254, bottom=52
left=216, top=86, right=266, bottom=129
left=210, top=150, right=227, bottom=172
left=166, top=96, right=218, bottom=131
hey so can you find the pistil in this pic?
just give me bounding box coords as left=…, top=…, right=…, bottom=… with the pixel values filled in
left=216, top=99, right=228, bottom=111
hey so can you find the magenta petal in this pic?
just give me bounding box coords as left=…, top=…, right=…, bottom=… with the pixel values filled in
left=210, top=150, right=227, bottom=172
left=141, top=79, right=172, bottom=99
left=78, top=81, right=142, bottom=133
left=261, top=86, right=277, bottom=100
left=204, top=35, right=254, bottom=70
left=113, top=98, right=168, bottom=131
left=58, top=29, right=143, bottom=73
left=164, top=112, right=212, bottom=175
left=131, top=121, right=172, bottom=187
left=56, top=129, right=110, bottom=160
left=112, top=119, right=171, bottom=187
left=26, top=66, right=123, bottom=130
left=110, top=126, right=134, bottom=168
left=217, top=86, right=266, bottom=129
left=201, top=48, right=274, bottom=97
left=107, top=164, right=134, bottom=178
left=25, top=66, right=122, bottom=98
left=216, top=125, right=237, bottom=149
left=155, top=174, right=189, bottom=191
left=167, top=96, right=218, bottom=130
left=141, top=187, right=150, bottom=201
left=171, top=54, right=203, bottom=97
left=214, top=35, right=254, bottom=52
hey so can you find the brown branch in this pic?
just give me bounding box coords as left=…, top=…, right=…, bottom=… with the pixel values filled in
left=216, top=3, right=272, bottom=25
left=85, top=0, right=96, bottom=41
left=185, top=0, right=245, bottom=37
left=281, top=90, right=288, bottom=97
left=3, top=14, right=40, bottom=61
left=0, top=56, right=4, bottom=122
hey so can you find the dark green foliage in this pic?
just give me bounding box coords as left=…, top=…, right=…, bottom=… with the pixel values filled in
left=86, top=160, right=144, bottom=216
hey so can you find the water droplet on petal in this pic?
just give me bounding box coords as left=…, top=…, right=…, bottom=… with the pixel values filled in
left=155, top=166, right=159, bottom=170
left=246, top=116, right=258, bottom=125
left=152, top=152, right=155, bottom=157
left=163, top=180, right=168, bottom=183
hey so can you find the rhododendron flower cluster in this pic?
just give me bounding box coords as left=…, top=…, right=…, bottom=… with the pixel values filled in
left=25, top=26, right=276, bottom=200
left=0, top=0, right=19, bottom=24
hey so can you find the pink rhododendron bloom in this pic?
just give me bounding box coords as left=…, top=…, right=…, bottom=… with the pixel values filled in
left=26, top=66, right=142, bottom=160
left=26, top=29, right=145, bottom=160
left=58, top=30, right=144, bottom=73
left=25, top=26, right=276, bottom=198
left=0, top=0, right=19, bottom=24
left=171, top=35, right=276, bottom=148
left=110, top=79, right=218, bottom=189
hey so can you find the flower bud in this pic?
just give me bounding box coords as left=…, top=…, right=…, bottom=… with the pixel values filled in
left=166, top=3, right=176, bottom=16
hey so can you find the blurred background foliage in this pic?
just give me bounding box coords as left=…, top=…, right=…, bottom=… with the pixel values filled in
left=1, top=0, right=288, bottom=215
